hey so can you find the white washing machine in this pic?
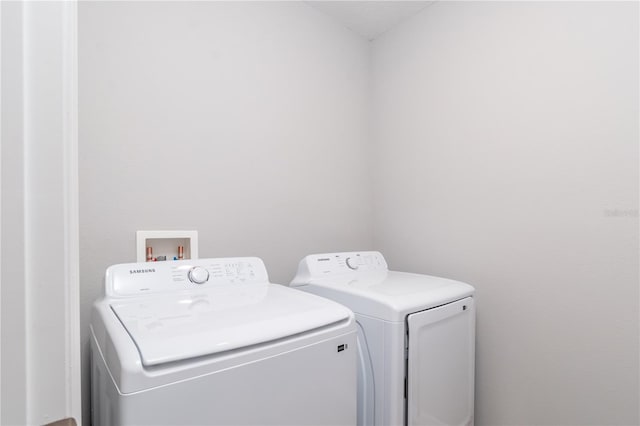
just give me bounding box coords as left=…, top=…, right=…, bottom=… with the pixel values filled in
left=291, top=251, right=475, bottom=426
left=90, top=257, right=357, bottom=426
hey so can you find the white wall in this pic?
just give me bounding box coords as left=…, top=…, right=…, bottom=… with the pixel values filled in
left=80, top=2, right=639, bottom=426
left=79, top=2, right=371, bottom=424
left=372, top=2, right=639, bottom=425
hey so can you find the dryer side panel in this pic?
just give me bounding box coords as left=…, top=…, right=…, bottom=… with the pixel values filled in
left=407, top=297, right=475, bottom=426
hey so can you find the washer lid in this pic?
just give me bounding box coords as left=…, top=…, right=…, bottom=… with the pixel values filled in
left=111, top=284, right=351, bottom=366
left=303, top=271, right=475, bottom=322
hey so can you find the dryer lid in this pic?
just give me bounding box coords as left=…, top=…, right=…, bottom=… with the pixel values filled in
left=303, top=271, right=475, bottom=322
left=111, top=284, right=351, bottom=366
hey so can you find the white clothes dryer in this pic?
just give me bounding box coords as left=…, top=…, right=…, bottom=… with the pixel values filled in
left=291, top=251, right=475, bottom=426
left=91, top=257, right=357, bottom=426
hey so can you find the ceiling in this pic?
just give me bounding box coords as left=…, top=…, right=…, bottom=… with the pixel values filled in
left=305, top=1, right=434, bottom=41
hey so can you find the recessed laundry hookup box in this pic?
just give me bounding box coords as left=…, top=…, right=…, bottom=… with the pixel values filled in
left=136, top=230, right=198, bottom=262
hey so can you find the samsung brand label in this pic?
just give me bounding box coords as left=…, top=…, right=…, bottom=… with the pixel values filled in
left=129, top=268, right=156, bottom=274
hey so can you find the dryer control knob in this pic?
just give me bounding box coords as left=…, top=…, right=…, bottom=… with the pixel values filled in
left=346, top=257, right=359, bottom=270
left=188, top=266, right=209, bottom=284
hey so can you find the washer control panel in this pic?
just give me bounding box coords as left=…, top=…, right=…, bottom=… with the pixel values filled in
left=107, top=257, right=269, bottom=297
left=294, top=251, right=388, bottom=280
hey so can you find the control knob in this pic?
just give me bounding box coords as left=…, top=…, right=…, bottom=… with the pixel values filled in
left=188, top=266, right=209, bottom=284
left=345, top=257, right=359, bottom=270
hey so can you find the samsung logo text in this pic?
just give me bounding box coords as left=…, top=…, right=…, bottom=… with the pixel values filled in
left=130, top=268, right=156, bottom=274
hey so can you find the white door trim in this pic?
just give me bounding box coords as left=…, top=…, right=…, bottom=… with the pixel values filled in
left=1, top=1, right=81, bottom=424
left=62, top=1, right=82, bottom=423
left=1, top=2, right=28, bottom=424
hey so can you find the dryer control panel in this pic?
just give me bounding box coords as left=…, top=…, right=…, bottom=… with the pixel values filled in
left=106, top=257, right=269, bottom=297
left=292, top=251, right=388, bottom=284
